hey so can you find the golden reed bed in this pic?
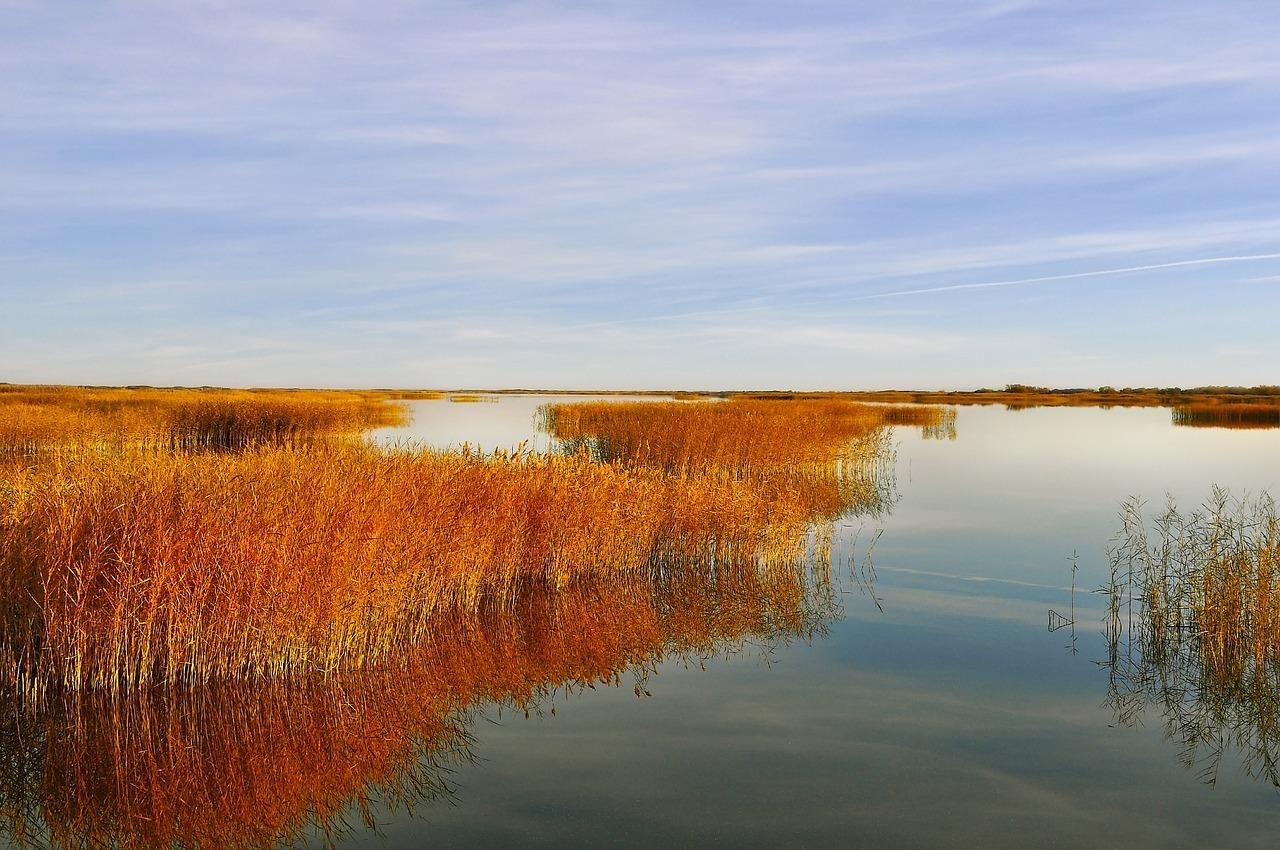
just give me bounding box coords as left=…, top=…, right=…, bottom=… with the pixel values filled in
left=1170, top=401, right=1280, bottom=429
left=539, top=398, right=945, bottom=520
left=0, top=564, right=833, bottom=850
left=540, top=397, right=948, bottom=472
left=1, top=445, right=844, bottom=689
left=0, top=385, right=406, bottom=455
left=0, top=387, right=932, bottom=692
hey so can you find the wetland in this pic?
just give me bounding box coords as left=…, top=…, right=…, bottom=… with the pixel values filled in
left=0, top=387, right=1278, bottom=847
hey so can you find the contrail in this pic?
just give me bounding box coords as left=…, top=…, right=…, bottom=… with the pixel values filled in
left=854, top=253, right=1280, bottom=300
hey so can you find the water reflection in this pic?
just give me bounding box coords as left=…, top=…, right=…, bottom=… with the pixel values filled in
left=0, top=561, right=839, bottom=850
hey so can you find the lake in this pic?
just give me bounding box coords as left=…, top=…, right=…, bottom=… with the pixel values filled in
left=358, top=397, right=1280, bottom=847
left=5, top=396, right=1279, bottom=849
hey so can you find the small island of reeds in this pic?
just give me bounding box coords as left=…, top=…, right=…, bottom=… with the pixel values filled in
left=1105, top=489, right=1280, bottom=785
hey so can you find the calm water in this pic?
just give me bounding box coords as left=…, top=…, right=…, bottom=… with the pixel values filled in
left=361, top=398, right=1280, bottom=848
left=10, top=399, right=1279, bottom=849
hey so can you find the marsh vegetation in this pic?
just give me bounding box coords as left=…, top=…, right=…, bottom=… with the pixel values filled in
left=2, top=385, right=1278, bottom=847
left=0, top=386, right=922, bottom=847
left=1105, top=491, right=1280, bottom=786
left=0, top=386, right=405, bottom=457
left=1170, top=402, right=1280, bottom=429
left=0, top=388, right=924, bottom=691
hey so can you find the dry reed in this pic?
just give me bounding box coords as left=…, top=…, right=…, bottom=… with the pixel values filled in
left=1105, top=489, right=1280, bottom=786
left=0, top=391, right=895, bottom=693
left=539, top=398, right=924, bottom=519
left=0, top=386, right=406, bottom=456
left=1171, top=402, right=1280, bottom=429
left=540, top=398, right=895, bottom=471
left=383, top=390, right=446, bottom=400
left=0, top=442, right=848, bottom=690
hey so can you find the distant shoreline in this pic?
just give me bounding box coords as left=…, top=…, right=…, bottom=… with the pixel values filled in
left=5, top=382, right=1279, bottom=408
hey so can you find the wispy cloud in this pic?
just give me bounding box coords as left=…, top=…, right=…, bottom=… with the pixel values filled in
left=853, top=254, right=1280, bottom=301
left=3, top=1, right=1279, bottom=386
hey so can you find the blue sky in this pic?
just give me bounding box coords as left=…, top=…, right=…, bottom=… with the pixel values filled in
left=3, top=1, right=1278, bottom=389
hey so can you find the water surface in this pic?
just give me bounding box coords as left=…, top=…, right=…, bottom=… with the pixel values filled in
left=366, top=399, right=1280, bottom=848
left=10, top=399, right=1280, bottom=848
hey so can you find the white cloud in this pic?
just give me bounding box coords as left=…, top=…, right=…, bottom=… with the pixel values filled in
left=3, top=0, right=1279, bottom=386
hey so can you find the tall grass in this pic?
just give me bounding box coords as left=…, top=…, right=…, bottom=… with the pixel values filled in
left=0, top=386, right=406, bottom=456
left=1171, top=402, right=1280, bottom=429
left=165, top=393, right=404, bottom=450
left=0, top=563, right=834, bottom=849
left=880, top=404, right=958, bottom=439
left=540, top=398, right=906, bottom=471
left=382, top=390, right=446, bottom=400
left=1105, top=489, right=1280, bottom=786
left=0, top=441, right=857, bottom=690
left=539, top=398, right=924, bottom=519
left=0, top=392, right=896, bottom=692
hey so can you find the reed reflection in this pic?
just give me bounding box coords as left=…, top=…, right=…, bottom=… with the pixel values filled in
left=1103, top=490, right=1280, bottom=787
left=0, top=560, right=840, bottom=850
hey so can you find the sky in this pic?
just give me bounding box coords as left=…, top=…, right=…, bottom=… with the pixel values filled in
left=2, top=1, right=1279, bottom=390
